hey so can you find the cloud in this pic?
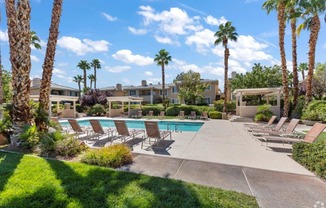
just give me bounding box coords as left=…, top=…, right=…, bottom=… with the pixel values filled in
left=0, top=30, right=8, bottom=42
left=178, top=3, right=207, bottom=15
left=57, top=62, right=69, bottom=67
left=102, top=12, right=118, bottom=22
left=105, top=66, right=131, bottom=73
left=259, top=31, right=278, bottom=38
left=57, top=36, right=110, bottom=56
left=30, top=55, right=40, bottom=62
left=185, top=29, right=215, bottom=53
left=112, top=50, right=153, bottom=66
left=128, top=27, right=147, bottom=35
left=154, top=35, right=180, bottom=45
left=53, top=67, right=66, bottom=75
left=172, top=58, right=203, bottom=73
left=204, top=16, right=227, bottom=26
left=145, top=71, right=153, bottom=76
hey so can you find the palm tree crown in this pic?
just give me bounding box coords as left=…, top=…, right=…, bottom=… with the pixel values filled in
left=154, top=49, right=172, bottom=103
left=90, top=59, right=101, bottom=89
left=77, top=60, right=91, bottom=91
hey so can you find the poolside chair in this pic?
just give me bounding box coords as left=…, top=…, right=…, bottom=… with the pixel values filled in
left=261, top=123, right=326, bottom=149
left=68, top=119, right=90, bottom=138
left=243, top=115, right=277, bottom=130
left=50, top=117, right=69, bottom=133
left=177, top=111, right=185, bottom=120
left=157, top=111, right=165, bottom=119
left=252, top=118, right=300, bottom=138
left=132, top=110, right=143, bottom=119
left=188, top=111, right=197, bottom=120
left=147, top=110, right=154, bottom=118
left=247, top=117, right=288, bottom=134
left=89, top=120, right=115, bottom=140
left=142, top=121, right=172, bottom=150
left=200, top=111, right=208, bottom=120
left=113, top=120, right=144, bottom=143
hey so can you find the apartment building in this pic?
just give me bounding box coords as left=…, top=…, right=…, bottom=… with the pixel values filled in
left=30, top=78, right=80, bottom=97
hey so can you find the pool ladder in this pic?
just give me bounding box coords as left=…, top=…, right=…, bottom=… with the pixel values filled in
left=167, top=122, right=182, bottom=133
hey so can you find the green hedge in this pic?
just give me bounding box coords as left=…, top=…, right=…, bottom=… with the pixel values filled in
left=214, top=100, right=236, bottom=112
left=141, top=105, right=164, bottom=116
left=254, top=105, right=274, bottom=122
left=209, top=111, right=222, bottom=119
left=301, top=100, right=326, bottom=122
left=292, top=139, right=326, bottom=180
left=165, top=105, right=214, bottom=116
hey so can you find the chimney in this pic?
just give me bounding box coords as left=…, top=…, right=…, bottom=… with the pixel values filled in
left=141, top=80, right=147, bottom=86
left=31, top=78, right=41, bottom=87
left=231, top=71, right=237, bottom=79
left=116, top=83, right=122, bottom=90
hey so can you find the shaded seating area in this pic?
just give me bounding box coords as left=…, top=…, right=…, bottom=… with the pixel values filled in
left=142, top=121, right=172, bottom=150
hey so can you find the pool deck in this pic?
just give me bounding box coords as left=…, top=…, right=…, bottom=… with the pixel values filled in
left=77, top=118, right=326, bottom=207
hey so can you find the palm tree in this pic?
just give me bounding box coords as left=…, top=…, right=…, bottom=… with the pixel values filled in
left=73, top=75, right=83, bottom=98
left=0, top=48, right=3, bottom=105
left=31, top=31, right=42, bottom=50
left=154, top=49, right=172, bottom=103
left=90, top=59, right=101, bottom=89
left=297, top=0, right=326, bottom=105
left=77, top=60, right=91, bottom=91
left=37, top=0, right=63, bottom=131
left=5, top=0, right=32, bottom=144
left=214, top=21, right=238, bottom=113
left=298, top=62, right=308, bottom=80
left=88, top=74, right=95, bottom=89
left=263, top=0, right=290, bottom=117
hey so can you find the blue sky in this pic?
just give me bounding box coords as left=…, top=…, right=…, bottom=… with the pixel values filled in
left=0, top=0, right=325, bottom=91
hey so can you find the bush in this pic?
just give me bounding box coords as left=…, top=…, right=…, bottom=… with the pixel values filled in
left=76, top=104, right=86, bottom=113
left=81, top=144, right=132, bottom=168
left=141, top=105, right=164, bottom=116
left=18, top=124, right=40, bottom=149
left=214, top=100, right=236, bottom=112
left=290, top=98, right=305, bottom=119
left=39, top=130, right=67, bottom=157
left=55, top=137, right=88, bottom=157
left=254, top=105, right=274, bottom=122
left=301, top=100, right=326, bottom=122
left=88, top=104, right=106, bottom=116
left=209, top=111, right=222, bottom=119
left=293, top=140, right=326, bottom=180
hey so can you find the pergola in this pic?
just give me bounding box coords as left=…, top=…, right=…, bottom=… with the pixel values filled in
left=106, top=96, right=143, bottom=117
left=30, top=95, right=79, bottom=118
left=233, top=87, right=282, bottom=119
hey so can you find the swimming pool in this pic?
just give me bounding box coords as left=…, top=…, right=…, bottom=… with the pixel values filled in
left=61, top=119, right=204, bottom=132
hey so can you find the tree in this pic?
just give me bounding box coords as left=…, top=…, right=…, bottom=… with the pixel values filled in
left=214, top=21, right=238, bottom=113
left=31, top=31, right=41, bottom=49
left=77, top=60, right=91, bottom=91
left=1, top=70, right=13, bottom=103
left=5, top=0, right=32, bottom=144
left=173, top=70, right=209, bottom=104
left=298, top=62, right=308, bottom=80
left=90, top=59, right=101, bottom=89
left=154, top=49, right=172, bottom=104
left=88, top=74, right=95, bottom=89
left=297, top=0, right=326, bottom=105
left=263, top=0, right=290, bottom=117
left=37, top=0, right=63, bottom=131
left=73, top=75, right=83, bottom=98
left=0, top=48, right=3, bottom=105
left=312, top=63, right=326, bottom=99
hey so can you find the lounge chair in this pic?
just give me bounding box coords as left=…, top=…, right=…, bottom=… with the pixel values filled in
left=142, top=121, right=172, bottom=149
left=147, top=111, right=154, bottom=118
left=200, top=111, right=208, bottom=120
left=243, top=115, right=277, bottom=130
left=68, top=119, right=90, bottom=138
left=247, top=117, right=288, bottom=134
left=157, top=111, right=165, bottom=119
left=177, top=111, right=185, bottom=120
left=50, top=117, right=69, bottom=133
left=261, top=123, right=326, bottom=149
left=89, top=120, right=114, bottom=140
left=113, top=120, right=144, bottom=143
left=132, top=110, right=143, bottom=119
left=252, top=118, right=300, bottom=137
left=188, top=111, right=197, bottom=120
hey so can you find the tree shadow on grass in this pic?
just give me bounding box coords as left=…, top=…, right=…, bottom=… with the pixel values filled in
left=0, top=152, right=23, bottom=192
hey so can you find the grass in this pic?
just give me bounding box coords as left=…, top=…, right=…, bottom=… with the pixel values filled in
left=0, top=152, right=259, bottom=208
left=302, top=131, right=326, bottom=142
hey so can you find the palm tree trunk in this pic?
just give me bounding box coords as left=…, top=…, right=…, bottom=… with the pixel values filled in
left=162, top=63, right=165, bottom=102
left=302, top=70, right=305, bottom=80
left=37, top=0, right=63, bottom=131
left=6, top=0, right=32, bottom=144
left=305, top=15, right=320, bottom=105
left=291, top=9, right=298, bottom=109
left=94, top=67, right=97, bottom=89
left=0, top=54, right=3, bottom=104
left=223, top=47, right=229, bottom=113
left=278, top=2, right=289, bottom=117
left=83, top=69, right=87, bottom=91
left=78, top=82, right=81, bottom=98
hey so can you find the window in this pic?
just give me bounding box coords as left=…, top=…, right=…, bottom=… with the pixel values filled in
left=171, top=98, right=178, bottom=104
left=129, top=90, right=136, bottom=96
left=204, top=97, right=211, bottom=104
left=205, top=85, right=211, bottom=91
left=160, top=90, right=167, bottom=96
left=172, top=86, right=178, bottom=94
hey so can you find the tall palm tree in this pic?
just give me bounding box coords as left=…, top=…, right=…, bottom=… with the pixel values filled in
left=31, top=31, right=42, bottom=50
left=73, top=75, right=83, bottom=98
left=5, top=0, right=32, bottom=144
left=90, top=59, right=101, bottom=89
left=263, top=0, right=290, bottom=117
left=214, top=21, right=238, bottom=113
left=0, top=47, right=3, bottom=105
left=37, top=0, right=63, bottom=131
left=77, top=60, right=91, bottom=91
left=88, top=74, right=95, bottom=89
left=154, top=49, right=172, bottom=103
left=297, top=0, right=326, bottom=105
left=298, top=62, right=308, bottom=80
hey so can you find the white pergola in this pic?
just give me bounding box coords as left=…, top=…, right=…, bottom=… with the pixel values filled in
left=106, top=96, right=143, bottom=117
left=233, top=87, right=282, bottom=119
left=30, top=95, right=79, bottom=118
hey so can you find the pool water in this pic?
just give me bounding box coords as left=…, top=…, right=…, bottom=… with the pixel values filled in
left=61, top=119, right=204, bottom=132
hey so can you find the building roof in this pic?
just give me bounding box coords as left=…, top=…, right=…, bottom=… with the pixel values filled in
left=31, top=81, right=79, bottom=91
left=233, top=87, right=282, bottom=97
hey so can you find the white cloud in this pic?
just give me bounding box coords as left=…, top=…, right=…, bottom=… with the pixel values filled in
left=57, top=36, right=110, bottom=56
left=145, top=71, right=153, bottom=76
left=30, top=55, right=40, bottom=62
left=57, top=62, right=68, bottom=67
left=102, top=12, right=118, bottom=22
left=0, top=30, right=8, bottom=41
left=172, top=58, right=203, bottom=73
left=128, top=27, right=147, bottom=35
left=53, top=67, right=66, bottom=75
left=123, top=78, right=131, bottom=84
left=105, top=65, right=131, bottom=73
left=204, top=65, right=225, bottom=76
left=204, top=16, right=227, bottom=26
left=185, top=29, right=215, bottom=53
left=112, top=50, right=153, bottom=66
left=154, top=35, right=180, bottom=45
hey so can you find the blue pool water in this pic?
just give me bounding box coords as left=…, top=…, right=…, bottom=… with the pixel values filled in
left=61, top=119, right=204, bottom=132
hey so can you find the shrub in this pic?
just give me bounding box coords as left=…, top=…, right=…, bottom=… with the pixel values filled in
left=141, top=105, right=164, bottom=116
left=39, top=130, right=67, bottom=157
left=18, top=124, right=40, bottom=149
left=88, top=104, right=106, bottom=116
left=301, top=100, right=326, bottom=122
left=293, top=140, right=326, bottom=180
left=76, top=104, right=86, bottom=113
left=214, top=100, right=236, bottom=112
left=55, top=137, right=88, bottom=157
left=290, top=98, right=305, bottom=119
left=81, top=144, right=132, bottom=168
left=80, top=89, right=111, bottom=107
left=165, top=105, right=214, bottom=116
left=209, top=111, right=222, bottom=119
left=254, top=105, right=274, bottom=122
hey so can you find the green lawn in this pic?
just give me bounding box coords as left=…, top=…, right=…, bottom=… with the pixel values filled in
left=317, top=132, right=326, bottom=142
left=0, top=152, right=258, bottom=208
